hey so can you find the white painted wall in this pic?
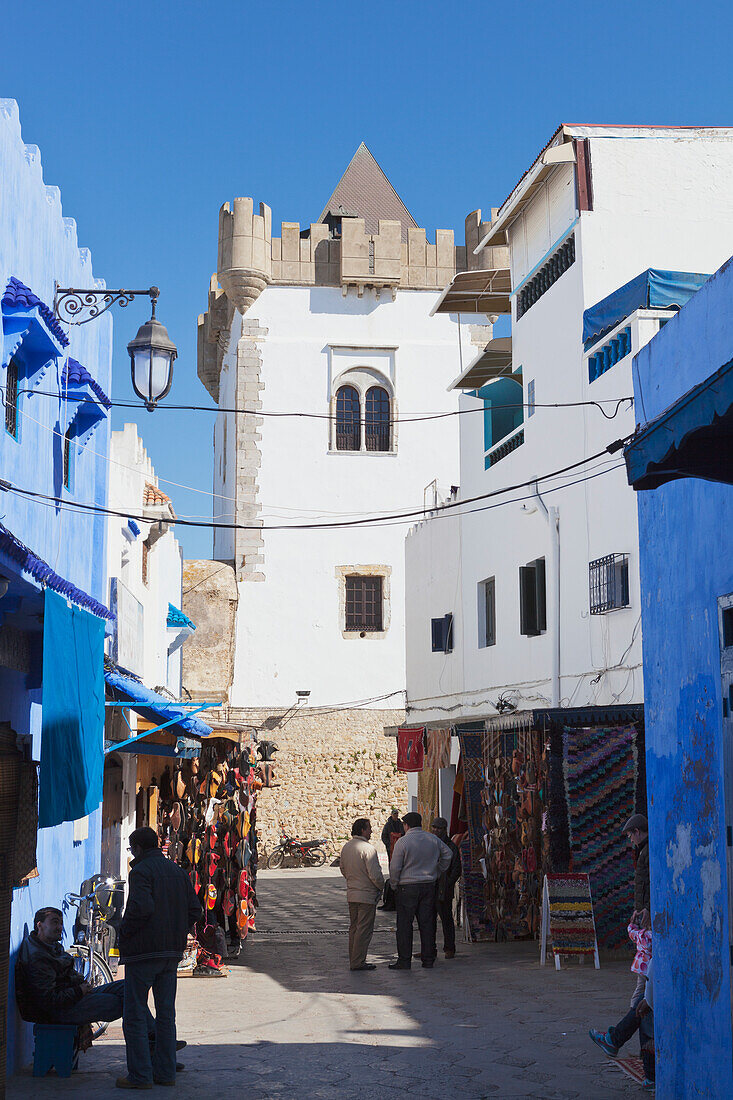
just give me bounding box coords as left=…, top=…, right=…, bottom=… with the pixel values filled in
left=106, top=423, right=185, bottom=694
left=406, top=132, right=733, bottom=725
left=214, top=285, right=483, bottom=708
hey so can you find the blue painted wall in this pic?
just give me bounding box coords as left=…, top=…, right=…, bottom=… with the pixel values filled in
left=633, top=256, right=733, bottom=1098
left=0, top=99, right=113, bottom=1074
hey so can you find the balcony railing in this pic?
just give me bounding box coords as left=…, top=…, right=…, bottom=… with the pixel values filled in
left=485, top=427, right=525, bottom=469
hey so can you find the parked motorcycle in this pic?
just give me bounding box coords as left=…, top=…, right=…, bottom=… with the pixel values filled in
left=267, top=832, right=327, bottom=869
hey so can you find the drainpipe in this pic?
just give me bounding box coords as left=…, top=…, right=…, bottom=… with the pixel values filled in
left=533, top=481, right=560, bottom=707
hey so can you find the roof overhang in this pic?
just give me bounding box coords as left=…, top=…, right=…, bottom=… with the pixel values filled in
left=449, top=338, right=514, bottom=390
left=430, top=269, right=512, bottom=317
left=624, top=355, right=733, bottom=490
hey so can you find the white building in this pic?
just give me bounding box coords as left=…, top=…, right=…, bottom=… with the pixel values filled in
left=101, top=424, right=197, bottom=876
left=193, top=144, right=502, bottom=850
left=405, top=124, right=733, bottom=812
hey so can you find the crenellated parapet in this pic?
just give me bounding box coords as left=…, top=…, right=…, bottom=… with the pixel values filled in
left=198, top=195, right=508, bottom=396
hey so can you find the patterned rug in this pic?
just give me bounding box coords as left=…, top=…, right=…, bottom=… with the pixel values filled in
left=563, top=725, right=637, bottom=948
left=417, top=766, right=439, bottom=828
left=456, top=725, right=491, bottom=942
left=545, top=872, right=598, bottom=958
left=606, top=1056, right=646, bottom=1085
left=426, top=729, right=451, bottom=771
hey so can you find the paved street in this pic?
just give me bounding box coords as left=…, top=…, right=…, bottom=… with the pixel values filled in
left=9, top=868, right=641, bottom=1099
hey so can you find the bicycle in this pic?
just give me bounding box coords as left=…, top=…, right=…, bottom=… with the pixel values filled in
left=64, top=875, right=125, bottom=1039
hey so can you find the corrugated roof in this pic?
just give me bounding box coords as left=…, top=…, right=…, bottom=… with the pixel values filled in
left=319, top=142, right=418, bottom=241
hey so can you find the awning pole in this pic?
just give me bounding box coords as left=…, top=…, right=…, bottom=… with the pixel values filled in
left=104, top=701, right=220, bottom=754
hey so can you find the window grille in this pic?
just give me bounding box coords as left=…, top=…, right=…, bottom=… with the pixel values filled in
left=527, top=378, right=535, bottom=417
left=516, top=234, right=575, bottom=320
left=368, top=238, right=375, bottom=275
left=5, top=357, right=19, bottom=438
left=365, top=386, right=390, bottom=452
left=478, top=577, right=496, bottom=647
left=62, top=428, right=72, bottom=489
left=336, top=385, right=361, bottom=451
left=589, top=554, right=630, bottom=614
left=431, top=613, right=454, bottom=653
left=519, top=558, right=546, bottom=636
left=588, top=326, right=631, bottom=383
left=345, top=575, right=383, bottom=631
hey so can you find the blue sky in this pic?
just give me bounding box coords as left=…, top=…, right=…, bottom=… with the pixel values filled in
left=3, top=0, right=731, bottom=558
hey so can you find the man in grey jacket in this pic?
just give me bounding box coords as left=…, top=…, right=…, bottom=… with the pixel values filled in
left=339, top=819, right=385, bottom=971
left=388, top=812, right=452, bottom=970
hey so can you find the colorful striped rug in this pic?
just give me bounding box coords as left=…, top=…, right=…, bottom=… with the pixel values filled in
left=563, top=725, right=637, bottom=948
left=546, top=872, right=598, bottom=958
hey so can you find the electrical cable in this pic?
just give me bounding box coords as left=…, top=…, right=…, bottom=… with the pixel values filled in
left=0, top=444, right=630, bottom=533
left=15, top=386, right=634, bottom=423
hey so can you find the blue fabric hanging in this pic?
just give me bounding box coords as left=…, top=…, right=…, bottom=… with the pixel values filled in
left=39, top=590, right=105, bottom=828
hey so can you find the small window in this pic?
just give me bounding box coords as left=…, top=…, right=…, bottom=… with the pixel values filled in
left=478, top=578, right=496, bottom=648
left=431, top=613, right=454, bottom=654
left=589, top=554, right=630, bottom=614
left=723, top=607, right=733, bottom=650
left=527, top=378, right=535, bottom=417
left=336, top=386, right=361, bottom=451
left=345, top=575, right=383, bottom=631
left=5, top=357, right=19, bottom=438
left=62, top=427, right=73, bottom=489
left=365, top=386, right=390, bottom=452
left=519, top=558, right=546, bottom=636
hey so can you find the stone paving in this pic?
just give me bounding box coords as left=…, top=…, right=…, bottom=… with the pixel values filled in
left=9, top=867, right=642, bottom=1099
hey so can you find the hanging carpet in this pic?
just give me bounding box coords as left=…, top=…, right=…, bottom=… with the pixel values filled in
left=562, top=724, right=637, bottom=948
left=455, top=724, right=491, bottom=942
left=417, top=766, right=439, bottom=828
left=397, top=727, right=424, bottom=772
left=426, top=728, right=450, bottom=771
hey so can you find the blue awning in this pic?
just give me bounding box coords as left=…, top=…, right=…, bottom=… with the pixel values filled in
left=624, top=356, right=733, bottom=490
left=583, top=269, right=709, bottom=349
left=104, top=667, right=212, bottom=739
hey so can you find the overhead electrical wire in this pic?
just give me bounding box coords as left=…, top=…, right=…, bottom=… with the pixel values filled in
left=0, top=443, right=631, bottom=533
left=2, top=386, right=635, bottom=521
left=17, top=386, right=634, bottom=423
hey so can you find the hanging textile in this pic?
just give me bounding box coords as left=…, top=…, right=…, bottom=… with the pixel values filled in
left=39, top=590, right=105, bottom=828
left=417, top=767, right=439, bottom=827
left=455, top=724, right=492, bottom=942
left=397, top=727, right=424, bottom=772
left=426, top=728, right=450, bottom=771
left=562, top=724, right=638, bottom=948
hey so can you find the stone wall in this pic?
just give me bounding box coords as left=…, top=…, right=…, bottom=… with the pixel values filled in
left=229, top=707, right=407, bottom=859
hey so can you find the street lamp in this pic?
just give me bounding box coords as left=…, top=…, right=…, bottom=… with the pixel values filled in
left=127, top=297, right=178, bottom=411
left=53, top=284, right=178, bottom=410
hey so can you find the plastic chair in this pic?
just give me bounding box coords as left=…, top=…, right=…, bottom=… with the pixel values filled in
left=32, top=1023, right=78, bottom=1077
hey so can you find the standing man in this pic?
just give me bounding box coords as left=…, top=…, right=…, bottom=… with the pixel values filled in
left=389, top=812, right=451, bottom=970
left=339, top=818, right=384, bottom=972
left=117, top=826, right=202, bottom=1090
left=430, top=817, right=461, bottom=959
left=381, top=808, right=405, bottom=862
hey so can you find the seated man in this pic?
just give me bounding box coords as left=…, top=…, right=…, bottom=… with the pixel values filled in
left=15, top=906, right=151, bottom=1033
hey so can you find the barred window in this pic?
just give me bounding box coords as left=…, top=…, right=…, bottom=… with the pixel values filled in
left=345, top=575, right=383, bottom=631
left=5, top=357, right=19, bottom=438
left=336, top=385, right=361, bottom=451
left=365, top=386, right=390, bottom=452
left=62, top=427, right=72, bottom=489
left=589, top=554, right=630, bottom=614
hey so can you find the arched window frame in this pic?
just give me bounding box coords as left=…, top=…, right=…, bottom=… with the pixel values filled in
left=335, top=384, right=361, bottom=451
left=329, top=367, right=396, bottom=454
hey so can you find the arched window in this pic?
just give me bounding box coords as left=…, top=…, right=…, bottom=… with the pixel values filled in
left=365, top=386, right=390, bottom=452
left=336, top=385, right=361, bottom=451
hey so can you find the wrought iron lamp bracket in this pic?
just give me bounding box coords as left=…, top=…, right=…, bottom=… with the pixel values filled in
left=53, top=284, right=159, bottom=325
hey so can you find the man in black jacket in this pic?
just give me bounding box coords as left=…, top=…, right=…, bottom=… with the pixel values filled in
left=117, top=827, right=202, bottom=1090
left=430, top=818, right=462, bottom=958
left=15, top=906, right=144, bottom=1029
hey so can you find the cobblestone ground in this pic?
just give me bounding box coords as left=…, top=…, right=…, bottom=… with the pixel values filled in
left=9, top=867, right=642, bottom=1099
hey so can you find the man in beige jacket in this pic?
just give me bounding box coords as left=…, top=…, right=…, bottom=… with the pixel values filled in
left=339, top=819, right=385, bottom=971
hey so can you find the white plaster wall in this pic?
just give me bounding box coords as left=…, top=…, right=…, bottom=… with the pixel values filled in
left=220, top=285, right=479, bottom=708
left=106, top=424, right=185, bottom=693
left=405, top=133, right=733, bottom=725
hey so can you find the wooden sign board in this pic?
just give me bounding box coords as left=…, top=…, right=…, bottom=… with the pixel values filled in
left=540, top=872, right=600, bottom=969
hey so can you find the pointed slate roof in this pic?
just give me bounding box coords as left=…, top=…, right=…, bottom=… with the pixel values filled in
left=319, top=143, right=418, bottom=241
